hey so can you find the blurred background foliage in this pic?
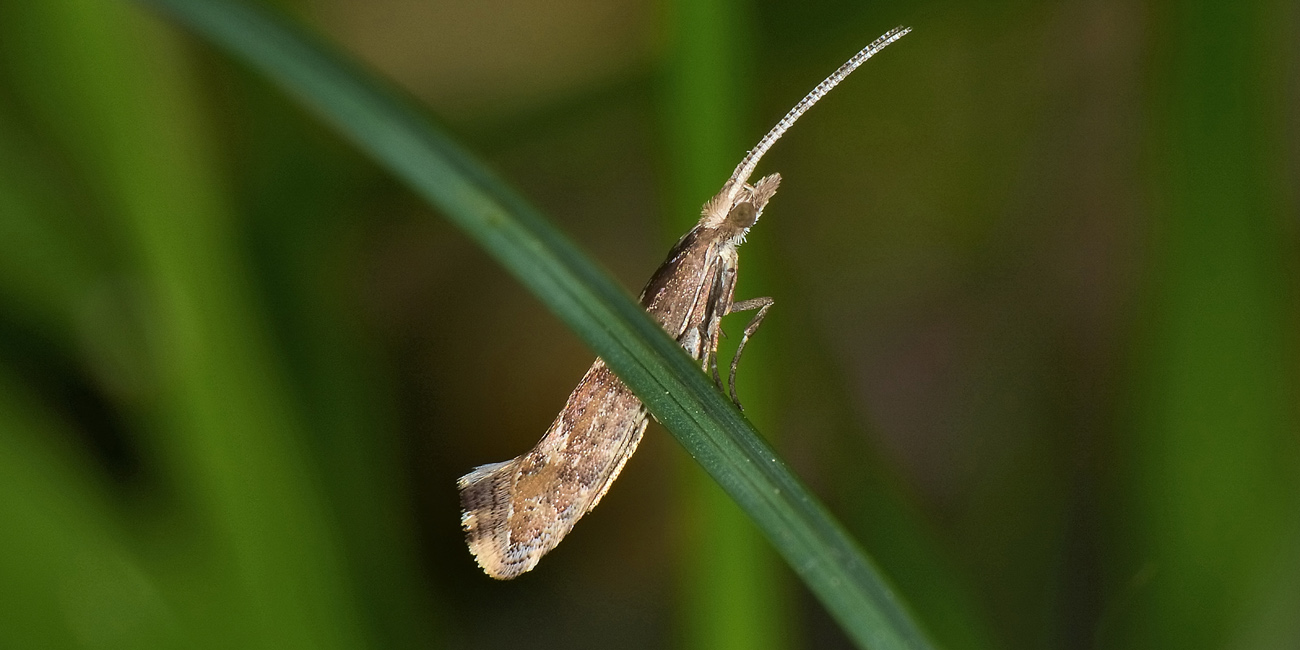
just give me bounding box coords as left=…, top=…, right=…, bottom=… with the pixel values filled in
left=0, top=0, right=1296, bottom=648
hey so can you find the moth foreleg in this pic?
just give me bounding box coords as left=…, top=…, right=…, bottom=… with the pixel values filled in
left=710, top=344, right=724, bottom=390
left=726, top=297, right=773, bottom=409
left=700, top=322, right=729, bottom=392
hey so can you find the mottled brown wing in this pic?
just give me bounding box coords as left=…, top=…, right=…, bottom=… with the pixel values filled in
left=458, top=359, right=648, bottom=579
left=459, top=224, right=731, bottom=579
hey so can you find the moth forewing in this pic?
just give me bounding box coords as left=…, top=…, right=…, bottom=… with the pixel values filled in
left=458, top=26, right=910, bottom=579
left=459, top=360, right=649, bottom=579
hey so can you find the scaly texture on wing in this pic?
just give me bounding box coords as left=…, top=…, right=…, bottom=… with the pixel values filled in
left=458, top=359, right=648, bottom=579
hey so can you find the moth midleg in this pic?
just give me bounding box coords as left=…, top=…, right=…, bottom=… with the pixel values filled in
left=725, top=297, right=774, bottom=408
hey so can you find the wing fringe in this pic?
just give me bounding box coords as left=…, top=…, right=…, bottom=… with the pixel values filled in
left=458, top=458, right=531, bottom=579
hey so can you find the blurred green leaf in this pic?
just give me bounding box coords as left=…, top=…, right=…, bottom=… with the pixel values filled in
left=133, top=0, right=938, bottom=647
left=0, top=116, right=102, bottom=344
left=0, top=370, right=181, bottom=650
left=233, top=88, right=443, bottom=647
left=2, top=0, right=371, bottom=647
left=1117, top=2, right=1300, bottom=648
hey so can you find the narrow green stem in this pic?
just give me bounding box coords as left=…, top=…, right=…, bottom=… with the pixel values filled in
left=660, top=0, right=787, bottom=649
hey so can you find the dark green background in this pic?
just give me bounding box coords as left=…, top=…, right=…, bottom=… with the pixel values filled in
left=0, top=0, right=1295, bottom=648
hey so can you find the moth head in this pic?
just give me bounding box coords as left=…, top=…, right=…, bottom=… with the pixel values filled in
left=699, top=174, right=781, bottom=245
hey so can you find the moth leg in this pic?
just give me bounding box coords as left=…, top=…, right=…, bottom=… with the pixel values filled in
left=690, top=321, right=726, bottom=392
left=699, top=320, right=729, bottom=391
left=710, top=345, right=724, bottom=389
left=726, top=297, right=773, bottom=409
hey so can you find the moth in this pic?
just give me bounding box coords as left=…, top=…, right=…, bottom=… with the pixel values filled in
left=459, top=26, right=911, bottom=579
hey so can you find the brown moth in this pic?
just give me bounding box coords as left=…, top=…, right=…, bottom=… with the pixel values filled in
left=459, top=26, right=911, bottom=579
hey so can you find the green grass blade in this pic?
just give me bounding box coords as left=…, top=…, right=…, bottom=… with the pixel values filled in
left=1116, top=2, right=1300, bottom=647
left=134, top=0, right=938, bottom=647
left=0, top=370, right=184, bottom=649
left=8, top=1, right=369, bottom=646
left=0, top=120, right=99, bottom=343
left=660, top=1, right=789, bottom=649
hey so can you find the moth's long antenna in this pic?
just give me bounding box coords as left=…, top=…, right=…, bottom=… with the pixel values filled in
left=728, top=26, right=911, bottom=189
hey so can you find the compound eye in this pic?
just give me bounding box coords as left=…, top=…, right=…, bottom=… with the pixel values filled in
left=723, top=201, right=757, bottom=231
